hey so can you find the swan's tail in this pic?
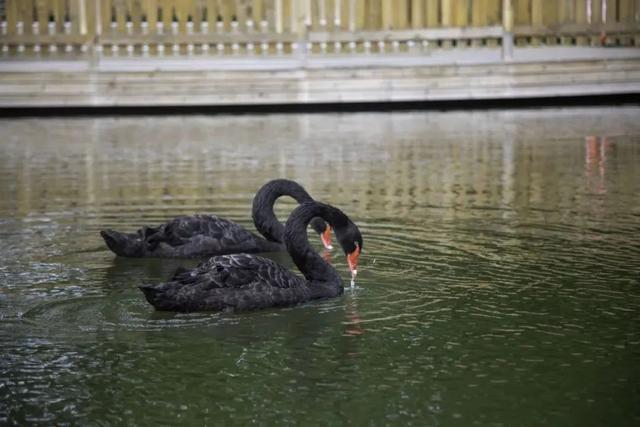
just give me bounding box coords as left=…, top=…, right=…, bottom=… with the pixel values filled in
left=100, top=229, right=145, bottom=257
left=139, top=284, right=161, bottom=307
left=139, top=283, right=177, bottom=311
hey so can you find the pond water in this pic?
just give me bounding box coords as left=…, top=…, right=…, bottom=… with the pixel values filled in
left=0, top=108, right=639, bottom=425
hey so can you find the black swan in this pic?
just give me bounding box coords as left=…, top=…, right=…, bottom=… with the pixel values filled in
left=139, top=201, right=363, bottom=312
left=100, top=179, right=332, bottom=258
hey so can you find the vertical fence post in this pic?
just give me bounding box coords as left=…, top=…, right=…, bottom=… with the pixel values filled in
left=486, top=0, right=501, bottom=46
left=558, top=0, right=573, bottom=45
left=290, top=0, right=297, bottom=33
left=6, top=0, right=17, bottom=38
left=411, top=0, right=423, bottom=28
left=91, top=0, right=100, bottom=67
left=253, top=0, right=263, bottom=26
left=513, top=0, right=529, bottom=46
left=348, top=0, right=356, bottom=31
left=356, top=0, right=365, bottom=30
left=636, top=0, right=640, bottom=46
left=606, top=0, right=618, bottom=45
left=454, top=0, right=468, bottom=45
left=502, top=0, right=513, bottom=60
left=530, top=0, right=543, bottom=46
left=575, top=0, right=588, bottom=45
left=441, top=0, right=452, bottom=47
left=335, top=0, right=342, bottom=29
left=382, top=0, right=393, bottom=30
left=275, top=0, right=283, bottom=33
left=78, top=0, right=86, bottom=35
left=395, top=0, right=407, bottom=29
left=441, top=0, right=451, bottom=26
left=472, top=0, right=487, bottom=47
left=618, top=0, right=634, bottom=45
left=293, top=0, right=309, bottom=64
left=425, top=0, right=438, bottom=28
left=590, top=0, right=602, bottom=45
left=82, top=0, right=94, bottom=60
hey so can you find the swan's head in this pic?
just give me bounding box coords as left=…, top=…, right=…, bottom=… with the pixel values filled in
left=336, top=222, right=363, bottom=280
left=310, top=217, right=333, bottom=250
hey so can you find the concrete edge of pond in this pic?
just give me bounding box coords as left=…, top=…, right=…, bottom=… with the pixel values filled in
left=0, top=47, right=638, bottom=111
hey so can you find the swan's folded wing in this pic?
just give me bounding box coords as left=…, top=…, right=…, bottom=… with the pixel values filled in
left=144, top=254, right=312, bottom=311
left=179, top=253, right=304, bottom=290
left=152, top=215, right=257, bottom=248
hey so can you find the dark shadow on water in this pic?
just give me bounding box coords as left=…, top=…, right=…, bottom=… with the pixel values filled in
left=103, top=256, right=201, bottom=287
left=0, top=93, right=638, bottom=118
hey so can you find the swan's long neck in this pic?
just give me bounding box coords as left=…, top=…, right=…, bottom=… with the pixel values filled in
left=285, top=202, right=343, bottom=284
left=252, top=179, right=314, bottom=243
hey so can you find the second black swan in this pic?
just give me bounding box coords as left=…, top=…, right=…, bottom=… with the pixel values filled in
left=139, top=201, right=363, bottom=312
left=100, top=179, right=332, bottom=258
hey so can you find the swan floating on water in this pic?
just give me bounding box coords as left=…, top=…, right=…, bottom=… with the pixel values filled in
left=139, top=201, right=362, bottom=312
left=100, top=179, right=332, bottom=258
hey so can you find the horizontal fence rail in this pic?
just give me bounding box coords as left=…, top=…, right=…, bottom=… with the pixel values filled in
left=0, top=0, right=638, bottom=60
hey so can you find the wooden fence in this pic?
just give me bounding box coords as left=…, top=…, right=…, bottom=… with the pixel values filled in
left=0, top=0, right=638, bottom=58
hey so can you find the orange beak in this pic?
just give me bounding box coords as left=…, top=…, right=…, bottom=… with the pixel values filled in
left=347, top=246, right=360, bottom=280
left=321, top=225, right=333, bottom=250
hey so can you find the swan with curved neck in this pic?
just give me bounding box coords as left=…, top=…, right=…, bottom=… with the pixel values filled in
left=100, top=179, right=332, bottom=258
left=139, top=201, right=363, bottom=312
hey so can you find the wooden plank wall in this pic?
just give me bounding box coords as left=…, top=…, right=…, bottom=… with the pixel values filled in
left=1, top=0, right=639, bottom=56
left=3, top=1, right=638, bottom=32
left=513, top=0, right=639, bottom=46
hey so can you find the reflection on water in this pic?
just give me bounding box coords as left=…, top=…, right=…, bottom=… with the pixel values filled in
left=585, top=136, right=612, bottom=194
left=1, top=108, right=639, bottom=425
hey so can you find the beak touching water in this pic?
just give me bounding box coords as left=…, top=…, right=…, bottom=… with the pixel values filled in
left=347, top=245, right=361, bottom=282
left=321, top=225, right=333, bottom=250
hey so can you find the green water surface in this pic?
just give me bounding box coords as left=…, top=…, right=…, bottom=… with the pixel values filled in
left=1, top=108, right=639, bottom=426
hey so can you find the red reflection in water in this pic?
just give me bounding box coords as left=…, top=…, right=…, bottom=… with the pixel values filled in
left=585, top=136, right=613, bottom=194
left=322, top=249, right=365, bottom=338
left=344, top=296, right=365, bottom=337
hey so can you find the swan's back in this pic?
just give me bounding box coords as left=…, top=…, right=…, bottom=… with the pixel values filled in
left=153, top=214, right=253, bottom=246
left=102, top=214, right=272, bottom=258
left=140, top=254, right=312, bottom=312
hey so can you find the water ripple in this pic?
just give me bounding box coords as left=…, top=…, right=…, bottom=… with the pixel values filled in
left=1, top=110, right=640, bottom=425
